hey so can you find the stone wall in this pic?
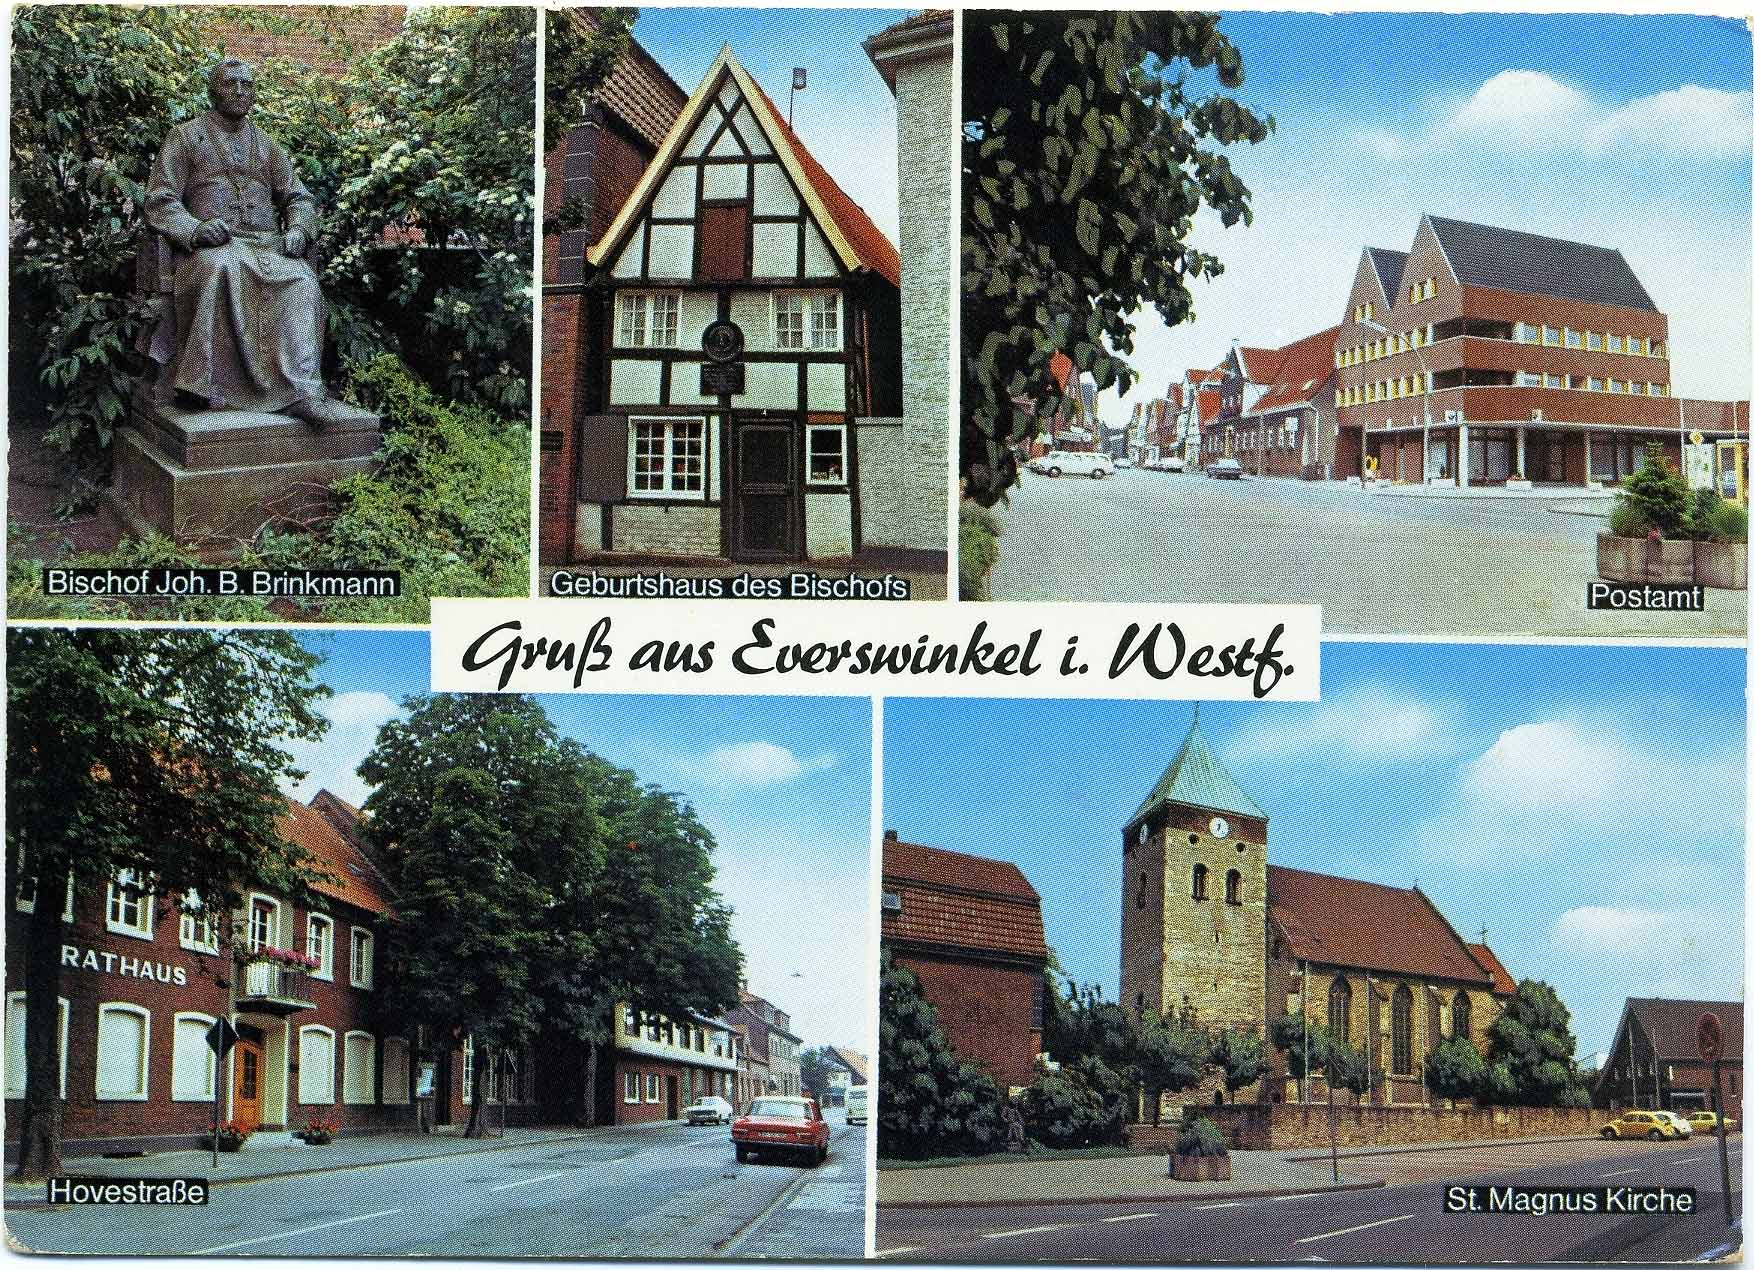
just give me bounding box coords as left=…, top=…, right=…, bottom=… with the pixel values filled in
left=1125, top=1103, right=1601, bottom=1153
left=855, top=419, right=906, bottom=549
left=610, top=504, right=720, bottom=557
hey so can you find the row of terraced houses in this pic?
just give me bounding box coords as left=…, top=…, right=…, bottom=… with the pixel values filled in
left=1134, top=216, right=1748, bottom=499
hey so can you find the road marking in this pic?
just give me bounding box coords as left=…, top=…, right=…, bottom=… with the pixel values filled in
left=190, top=1209, right=402, bottom=1254
left=1670, top=1156, right=1699, bottom=1164
left=489, top=1170, right=570, bottom=1192
left=1272, top=1192, right=1325, bottom=1201
left=1598, top=1168, right=1642, bottom=1178
left=1194, top=1202, right=1246, bottom=1210
left=875, top=1248, right=922, bottom=1259
left=1099, top=1212, right=1159, bottom=1223
left=981, top=1224, right=1069, bottom=1239
left=1295, top=1214, right=1415, bottom=1245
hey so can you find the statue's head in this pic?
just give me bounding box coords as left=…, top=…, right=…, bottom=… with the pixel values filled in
left=207, top=58, right=256, bottom=120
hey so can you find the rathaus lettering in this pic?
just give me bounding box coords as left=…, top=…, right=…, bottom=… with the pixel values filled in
left=62, top=944, right=188, bottom=987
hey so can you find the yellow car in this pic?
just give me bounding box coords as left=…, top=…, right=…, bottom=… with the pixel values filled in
left=1600, top=1110, right=1684, bottom=1141
left=1686, top=1111, right=1738, bottom=1135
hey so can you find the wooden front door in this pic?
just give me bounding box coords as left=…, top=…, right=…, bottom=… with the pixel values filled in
left=733, top=420, right=799, bottom=560
left=233, top=1040, right=263, bottom=1131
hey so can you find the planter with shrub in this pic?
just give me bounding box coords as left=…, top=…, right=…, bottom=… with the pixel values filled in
left=301, top=1118, right=339, bottom=1146
left=1691, top=491, right=1748, bottom=590
left=1169, top=1116, right=1231, bottom=1182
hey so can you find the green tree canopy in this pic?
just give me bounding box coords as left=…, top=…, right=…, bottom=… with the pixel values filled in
left=1211, top=1027, right=1267, bottom=1096
left=1269, top=1012, right=1334, bottom=1087
left=1425, top=1035, right=1487, bottom=1104
left=1133, top=1008, right=1209, bottom=1125
left=878, top=950, right=1006, bottom=1160
left=7, top=628, right=330, bottom=1177
left=961, top=11, right=1271, bottom=503
left=1482, top=980, right=1590, bottom=1107
left=799, top=1047, right=835, bottom=1104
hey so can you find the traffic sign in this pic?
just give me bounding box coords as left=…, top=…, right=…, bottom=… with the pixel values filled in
left=1697, top=1011, right=1723, bottom=1063
left=206, top=1017, right=239, bottom=1058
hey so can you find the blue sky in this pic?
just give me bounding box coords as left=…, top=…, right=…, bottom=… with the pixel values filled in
left=883, top=641, right=1745, bottom=1057
left=626, top=7, right=908, bottom=242
left=285, top=632, right=874, bottom=1056
left=1106, top=11, right=1752, bottom=418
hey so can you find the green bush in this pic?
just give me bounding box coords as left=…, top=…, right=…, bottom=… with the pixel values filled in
left=1021, top=1056, right=1130, bottom=1149
left=1618, top=445, right=1689, bottom=538
left=1688, top=489, right=1748, bottom=544
left=1174, top=1116, right=1228, bottom=1159
left=1607, top=500, right=1651, bottom=540
left=958, top=501, right=1001, bottom=601
left=877, top=950, right=1008, bottom=1160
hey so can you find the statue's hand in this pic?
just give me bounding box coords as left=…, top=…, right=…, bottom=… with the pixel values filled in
left=191, top=219, right=231, bottom=249
left=282, top=228, right=309, bottom=258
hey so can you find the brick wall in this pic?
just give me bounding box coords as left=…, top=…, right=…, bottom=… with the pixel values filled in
left=611, top=504, right=720, bottom=556
left=1125, top=1103, right=1602, bottom=1153
left=612, top=1054, right=734, bottom=1124
left=891, top=948, right=1041, bottom=1091
left=203, top=7, right=407, bottom=80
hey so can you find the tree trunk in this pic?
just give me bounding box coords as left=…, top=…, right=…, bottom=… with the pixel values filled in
left=465, top=1048, right=487, bottom=1138
left=581, top=1040, right=598, bottom=1128
left=14, top=909, right=66, bottom=1179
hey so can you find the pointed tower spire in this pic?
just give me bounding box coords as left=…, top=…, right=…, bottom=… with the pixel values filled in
left=1127, top=709, right=1266, bottom=829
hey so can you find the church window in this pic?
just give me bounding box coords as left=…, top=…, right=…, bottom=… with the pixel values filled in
left=1136, top=992, right=1145, bottom=1014
left=1031, top=976, right=1044, bottom=1029
left=1136, top=872, right=1148, bottom=910
left=1391, top=985, right=1413, bottom=1074
left=1225, top=870, right=1242, bottom=905
left=1328, top=978, right=1352, bottom=1044
left=1191, top=864, right=1208, bottom=902
left=1452, top=992, right=1471, bottom=1042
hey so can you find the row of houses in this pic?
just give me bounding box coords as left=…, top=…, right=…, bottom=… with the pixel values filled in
left=5, top=790, right=807, bottom=1160
left=1129, top=215, right=1748, bottom=497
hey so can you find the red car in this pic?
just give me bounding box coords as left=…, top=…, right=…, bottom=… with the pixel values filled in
left=731, top=1096, right=830, bottom=1166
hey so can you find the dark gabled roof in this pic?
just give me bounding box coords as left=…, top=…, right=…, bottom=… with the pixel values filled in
left=882, top=839, right=1048, bottom=962
left=1268, top=867, right=1496, bottom=987
left=1365, top=247, right=1409, bottom=301
left=1425, top=215, right=1657, bottom=312
left=1627, top=998, right=1744, bottom=1063
left=1128, top=713, right=1267, bottom=827
left=280, top=795, right=394, bottom=917
left=575, top=12, right=688, bottom=151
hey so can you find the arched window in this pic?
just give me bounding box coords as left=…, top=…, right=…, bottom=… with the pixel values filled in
left=1136, top=872, right=1148, bottom=910
left=1191, top=863, right=1208, bottom=901
left=1225, top=870, right=1242, bottom=905
left=1327, top=977, right=1352, bottom=1044
left=1452, top=992, right=1471, bottom=1043
left=1391, top=985, right=1413, bottom=1074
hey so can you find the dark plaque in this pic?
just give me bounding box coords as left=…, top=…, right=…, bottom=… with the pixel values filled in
left=702, top=361, right=745, bottom=396
left=702, top=319, right=745, bottom=363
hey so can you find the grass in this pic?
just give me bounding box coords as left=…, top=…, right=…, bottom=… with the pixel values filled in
left=878, top=1143, right=1137, bottom=1170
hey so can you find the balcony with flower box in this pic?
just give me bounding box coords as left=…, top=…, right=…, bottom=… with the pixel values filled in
left=236, top=948, right=318, bottom=1014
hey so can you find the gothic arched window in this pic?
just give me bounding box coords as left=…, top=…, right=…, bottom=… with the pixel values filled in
left=1328, top=977, right=1352, bottom=1044
left=1225, top=869, right=1242, bottom=905
left=1452, top=991, right=1471, bottom=1043
left=1191, top=863, right=1208, bottom=901
left=1136, top=871, right=1148, bottom=910
left=1392, top=985, right=1414, bottom=1074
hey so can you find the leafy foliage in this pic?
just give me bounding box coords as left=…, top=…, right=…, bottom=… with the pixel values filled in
left=1424, top=1036, right=1487, bottom=1103
left=7, top=627, right=330, bottom=1176
left=1175, top=1115, right=1229, bottom=1159
left=878, top=950, right=1007, bottom=1160
left=1133, top=1008, right=1210, bottom=1125
left=1324, top=1040, right=1375, bottom=1098
left=1617, top=444, right=1690, bottom=539
left=961, top=11, right=1271, bottom=503
left=799, top=1047, right=836, bottom=1104
left=1481, top=979, right=1591, bottom=1107
left=1210, top=1027, right=1267, bottom=1095
left=1689, top=488, right=1748, bottom=544
left=1269, top=1012, right=1332, bottom=1085
left=1021, top=1056, right=1130, bottom=1148
left=957, top=501, right=1002, bottom=601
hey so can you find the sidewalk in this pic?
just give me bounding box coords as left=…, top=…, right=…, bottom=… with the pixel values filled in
left=3, top=1123, right=623, bottom=1204
left=876, top=1149, right=1381, bottom=1209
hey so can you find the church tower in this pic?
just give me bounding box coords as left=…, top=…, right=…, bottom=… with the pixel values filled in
left=1119, top=709, right=1270, bottom=1039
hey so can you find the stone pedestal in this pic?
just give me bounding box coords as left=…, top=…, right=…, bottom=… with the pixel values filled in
left=107, top=386, right=380, bottom=547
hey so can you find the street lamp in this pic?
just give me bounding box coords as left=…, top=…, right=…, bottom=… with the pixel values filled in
left=1358, top=316, right=1435, bottom=485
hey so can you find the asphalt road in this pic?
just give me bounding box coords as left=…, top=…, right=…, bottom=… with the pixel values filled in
left=6, top=1113, right=864, bottom=1258
left=876, top=1139, right=1739, bottom=1263
left=988, top=470, right=1745, bottom=638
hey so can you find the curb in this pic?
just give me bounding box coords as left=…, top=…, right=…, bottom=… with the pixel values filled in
left=877, top=1178, right=1385, bottom=1210
left=1285, top=1134, right=1601, bottom=1164
left=717, top=1167, right=817, bottom=1255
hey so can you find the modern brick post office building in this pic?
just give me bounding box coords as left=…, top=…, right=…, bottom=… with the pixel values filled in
left=880, top=832, right=1049, bottom=1093
left=1333, top=214, right=1747, bottom=489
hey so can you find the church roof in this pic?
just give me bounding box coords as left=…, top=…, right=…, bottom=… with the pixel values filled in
left=1467, top=942, right=1517, bottom=995
left=1268, top=866, right=1495, bottom=987
left=1127, top=714, right=1267, bottom=828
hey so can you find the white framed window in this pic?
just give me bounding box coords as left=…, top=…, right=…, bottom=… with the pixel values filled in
left=247, top=895, right=280, bottom=952
left=171, top=1012, right=218, bottom=1101
left=105, top=871, right=153, bottom=940
left=307, top=914, right=334, bottom=981
left=624, top=1070, right=640, bottom=1103
left=343, top=1031, right=376, bottom=1104
left=1630, top=381, right=1646, bottom=395
left=615, top=291, right=681, bottom=348
left=772, top=290, right=841, bottom=351
left=1587, top=331, right=1603, bottom=351
left=806, top=424, right=847, bottom=485
left=15, top=869, right=37, bottom=914
left=382, top=1037, right=410, bottom=1105
left=1544, top=372, right=1566, bottom=388
left=1516, top=371, right=1542, bottom=388
left=6, top=992, right=69, bottom=1099
left=1607, top=333, right=1625, bottom=353
left=178, top=890, right=218, bottom=953
left=628, top=417, right=706, bottom=499
left=1587, top=377, right=1605, bottom=392
left=1608, top=379, right=1624, bottom=394
left=349, top=927, right=374, bottom=990
left=462, top=1035, right=474, bottom=1103
left=298, top=1025, right=336, bottom=1104
left=1542, top=325, right=1560, bottom=346
left=1515, top=322, right=1539, bottom=344
left=624, top=1006, right=640, bottom=1035
left=645, top=1073, right=660, bottom=1103
left=1651, top=383, right=1668, bottom=397
left=95, top=1003, right=150, bottom=1100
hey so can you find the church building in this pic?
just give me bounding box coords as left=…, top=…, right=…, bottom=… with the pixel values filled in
left=1120, top=713, right=1518, bottom=1109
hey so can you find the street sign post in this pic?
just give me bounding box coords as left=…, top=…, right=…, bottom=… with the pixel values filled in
left=205, top=1018, right=240, bottom=1168
left=1698, top=1012, right=1734, bottom=1227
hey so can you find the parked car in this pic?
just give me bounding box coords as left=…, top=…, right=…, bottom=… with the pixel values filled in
left=732, top=1095, right=831, bottom=1166
left=1163, top=456, right=1186, bottom=473
left=1204, top=457, right=1243, bottom=480
left=1031, top=450, right=1114, bottom=479
left=685, top=1095, right=733, bottom=1126
left=845, top=1084, right=867, bottom=1126
left=1654, top=1110, right=1694, bottom=1138
left=1114, top=456, right=1133, bottom=469
left=1600, top=1110, right=1683, bottom=1140
left=1687, top=1110, right=1738, bottom=1135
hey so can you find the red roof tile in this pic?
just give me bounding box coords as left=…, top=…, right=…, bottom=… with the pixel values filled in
left=1237, top=346, right=1287, bottom=386
left=1467, top=943, right=1518, bottom=996
left=1252, top=326, right=1339, bottom=414
left=575, top=12, right=688, bottom=151
left=883, top=839, right=1047, bottom=962
left=279, top=797, right=394, bottom=917
left=1268, top=866, right=1493, bottom=987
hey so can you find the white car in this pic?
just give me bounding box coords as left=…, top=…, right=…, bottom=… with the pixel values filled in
left=1654, top=1110, right=1694, bottom=1138
left=1031, top=450, right=1114, bottom=479
left=685, top=1095, right=733, bottom=1126
left=1163, top=456, right=1186, bottom=473
left=1114, top=456, right=1133, bottom=469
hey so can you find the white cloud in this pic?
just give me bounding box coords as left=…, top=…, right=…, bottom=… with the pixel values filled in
left=1549, top=905, right=1742, bottom=1002
left=1226, top=682, right=1458, bottom=766
left=676, top=741, right=838, bottom=793
left=282, top=691, right=403, bottom=808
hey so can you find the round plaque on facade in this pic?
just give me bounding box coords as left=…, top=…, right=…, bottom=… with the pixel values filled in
left=702, top=319, right=744, bottom=363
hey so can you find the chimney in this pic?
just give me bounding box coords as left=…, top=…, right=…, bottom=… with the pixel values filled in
left=882, top=829, right=898, bottom=842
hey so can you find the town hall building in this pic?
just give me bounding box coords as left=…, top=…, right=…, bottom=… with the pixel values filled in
left=1121, top=713, right=1519, bottom=1110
